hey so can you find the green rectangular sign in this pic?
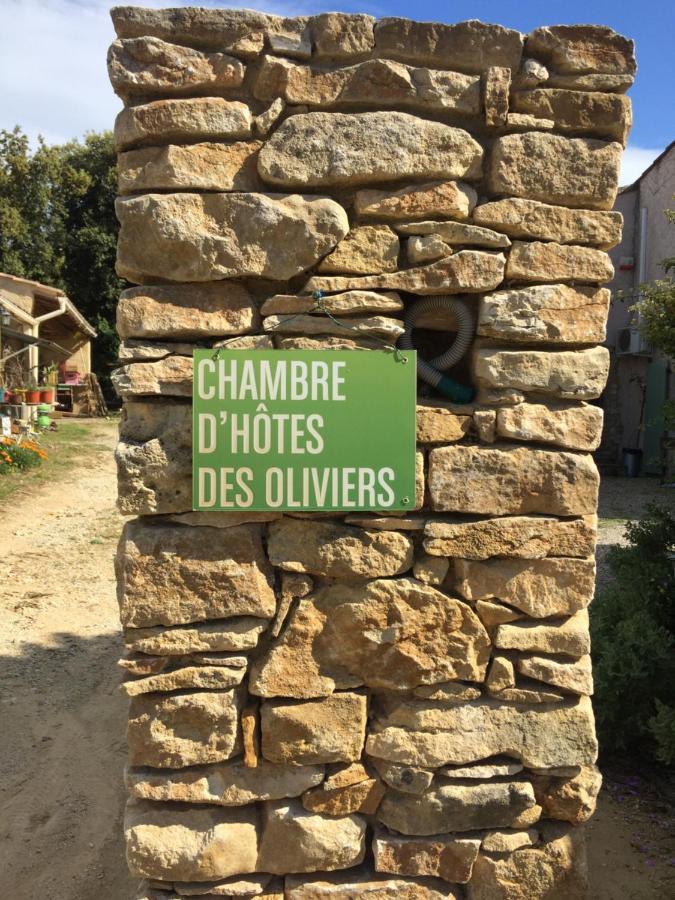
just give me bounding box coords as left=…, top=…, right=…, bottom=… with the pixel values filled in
left=192, top=349, right=417, bottom=512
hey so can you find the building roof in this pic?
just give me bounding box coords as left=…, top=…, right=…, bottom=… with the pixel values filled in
left=0, top=272, right=96, bottom=338
left=619, top=139, right=675, bottom=194
left=1, top=325, right=71, bottom=358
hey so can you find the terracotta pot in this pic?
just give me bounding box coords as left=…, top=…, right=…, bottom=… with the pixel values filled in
left=39, top=388, right=55, bottom=403
left=25, top=390, right=40, bottom=404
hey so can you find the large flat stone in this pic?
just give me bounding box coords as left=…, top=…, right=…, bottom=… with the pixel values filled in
left=249, top=577, right=490, bottom=698
left=397, top=220, right=510, bottom=249
left=258, top=112, right=483, bottom=188
left=374, top=19, right=524, bottom=72
left=261, top=291, right=403, bottom=317
left=108, top=36, right=245, bottom=101
left=124, top=618, right=267, bottom=656
left=114, top=98, right=252, bottom=150
left=303, top=250, right=505, bottom=296
left=316, top=226, right=399, bottom=275
left=428, top=445, right=599, bottom=516
left=116, top=520, right=276, bottom=628
left=378, top=782, right=536, bottom=835
left=117, top=400, right=192, bottom=515
left=126, top=759, right=324, bottom=806
left=373, top=833, right=481, bottom=883
left=441, top=760, right=524, bottom=780
left=254, top=55, right=481, bottom=114
left=266, top=518, right=413, bottom=579
left=488, top=133, right=622, bottom=210
left=263, top=314, right=402, bottom=341
left=477, top=284, right=610, bottom=344
left=118, top=141, right=262, bottom=193
left=125, top=801, right=258, bottom=882
left=423, top=515, right=596, bottom=560
left=546, top=73, right=634, bottom=93
left=527, top=25, right=636, bottom=76
left=473, top=347, right=610, bottom=400
left=110, top=6, right=306, bottom=57
left=505, top=242, right=614, bottom=284
left=122, top=664, right=245, bottom=696
left=467, top=825, right=588, bottom=899
left=473, top=198, right=623, bottom=249
left=366, top=696, right=598, bottom=769
left=454, top=556, right=596, bottom=618
left=115, top=192, right=348, bottom=283
left=257, top=800, right=366, bottom=874
left=127, top=690, right=243, bottom=768
left=512, top=88, right=631, bottom=143
left=286, top=871, right=461, bottom=898
left=355, top=181, right=476, bottom=221
left=496, top=402, right=604, bottom=452
left=518, top=654, right=593, bottom=696
left=261, top=694, right=367, bottom=765
left=113, top=356, right=192, bottom=399
left=117, top=340, right=195, bottom=363
left=117, top=282, right=258, bottom=341
left=494, top=610, right=590, bottom=658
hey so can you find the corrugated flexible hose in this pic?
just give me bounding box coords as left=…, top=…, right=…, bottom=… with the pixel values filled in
left=399, top=296, right=475, bottom=403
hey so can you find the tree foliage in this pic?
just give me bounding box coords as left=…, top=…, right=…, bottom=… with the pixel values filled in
left=591, top=506, right=675, bottom=764
left=0, top=127, right=122, bottom=391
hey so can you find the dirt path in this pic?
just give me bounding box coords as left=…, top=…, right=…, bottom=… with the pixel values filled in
left=0, top=427, right=672, bottom=898
left=0, top=420, right=135, bottom=899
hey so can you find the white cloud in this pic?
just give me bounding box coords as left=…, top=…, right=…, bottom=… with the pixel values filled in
left=0, top=0, right=311, bottom=146
left=620, top=145, right=665, bottom=187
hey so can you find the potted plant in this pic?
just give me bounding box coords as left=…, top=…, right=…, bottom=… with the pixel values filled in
left=25, top=383, right=40, bottom=404
left=39, top=384, right=55, bottom=403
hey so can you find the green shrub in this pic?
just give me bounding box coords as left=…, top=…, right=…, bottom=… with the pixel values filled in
left=649, top=700, right=675, bottom=765
left=591, top=505, right=675, bottom=763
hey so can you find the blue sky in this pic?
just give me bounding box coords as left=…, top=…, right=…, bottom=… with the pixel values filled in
left=1, top=0, right=673, bottom=183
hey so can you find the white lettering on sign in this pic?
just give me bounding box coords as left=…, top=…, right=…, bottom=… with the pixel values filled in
left=197, top=358, right=346, bottom=402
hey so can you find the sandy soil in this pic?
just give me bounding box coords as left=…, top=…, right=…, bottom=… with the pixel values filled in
left=0, top=420, right=135, bottom=899
left=0, top=422, right=672, bottom=899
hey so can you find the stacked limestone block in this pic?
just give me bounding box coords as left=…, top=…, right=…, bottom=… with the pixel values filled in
left=108, top=7, right=634, bottom=898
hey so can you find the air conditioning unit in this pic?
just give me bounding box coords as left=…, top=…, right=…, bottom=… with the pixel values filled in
left=616, top=326, right=652, bottom=356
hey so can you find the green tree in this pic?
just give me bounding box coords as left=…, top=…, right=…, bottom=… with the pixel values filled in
left=60, top=132, right=124, bottom=390
left=591, top=506, right=675, bottom=763
left=0, top=127, right=122, bottom=393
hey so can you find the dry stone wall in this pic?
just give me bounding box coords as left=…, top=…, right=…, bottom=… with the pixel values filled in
left=108, top=8, right=635, bottom=898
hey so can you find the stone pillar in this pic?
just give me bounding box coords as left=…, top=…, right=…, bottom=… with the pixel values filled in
left=108, top=9, right=634, bottom=898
